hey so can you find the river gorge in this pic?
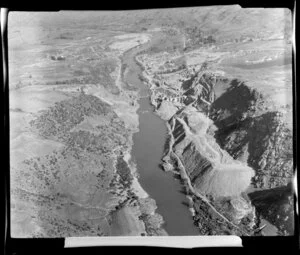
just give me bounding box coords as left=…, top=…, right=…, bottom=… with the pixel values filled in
left=8, top=9, right=293, bottom=238
left=123, top=40, right=200, bottom=235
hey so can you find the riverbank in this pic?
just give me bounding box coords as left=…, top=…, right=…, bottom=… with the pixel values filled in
left=114, top=36, right=170, bottom=236
left=120, top=33, right=200, bottom=236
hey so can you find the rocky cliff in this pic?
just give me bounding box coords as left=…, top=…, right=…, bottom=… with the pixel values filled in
left=209, top=81, right=293, bottom=189
left=142, top=61, right=293, bottom=235
left=248, top=183, right=294, bottom=235
left=158, top=101, right=256, bottom=234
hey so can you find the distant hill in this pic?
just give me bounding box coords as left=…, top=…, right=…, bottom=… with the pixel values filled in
left=8, top=6, right=292, bottom=41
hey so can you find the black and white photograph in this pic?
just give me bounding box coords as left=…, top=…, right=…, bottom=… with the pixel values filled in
left=6, top=5, right=295, bottom=241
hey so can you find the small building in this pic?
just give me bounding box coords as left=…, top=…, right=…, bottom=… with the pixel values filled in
left=57, top=55, right=66, bottom=61
left=50, top=55, right=65, bottom=61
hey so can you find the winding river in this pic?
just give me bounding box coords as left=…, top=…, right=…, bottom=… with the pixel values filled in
left=122, top=39, right=199, bottom=235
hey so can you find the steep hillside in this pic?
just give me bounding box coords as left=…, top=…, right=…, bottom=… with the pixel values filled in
left=210, top=82, right=293, bottom=189
left=135, top=6, right=293, bottom=233
left=249, top=183, right=294, bottom=235
left=169, top=107, right=254, bottom=198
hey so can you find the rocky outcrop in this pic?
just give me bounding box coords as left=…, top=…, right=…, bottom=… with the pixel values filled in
left=248, top=183, right=294, bottom=235
left=173, top=131, right=253, bottom=198
left=181, top=141, right=214, bottom=184
left=163, top=106, right=255, bottom=232
left=210, top=82, right=293, bottom=189
left=156, top=100, right=178, bottom=120
left=180, top=76, right=294, bottom=235
left=140, top=47, right=293, bottom=236
left=210, top=80, right=265, bottom=124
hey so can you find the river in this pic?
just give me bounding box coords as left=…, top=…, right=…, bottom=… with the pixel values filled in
left=122, top=40, right=199, bottom=235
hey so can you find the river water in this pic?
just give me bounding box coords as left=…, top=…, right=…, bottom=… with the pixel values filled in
left=123, top=42, right=199, bottom=235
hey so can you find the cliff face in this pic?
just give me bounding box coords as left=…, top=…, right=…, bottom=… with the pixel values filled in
left=164, top=105, right=255, bottom=232
left=248, top=183, right=294, bottom=235
left=179, top=72, right=293, bottom=190
left=210, top=82, right=293, bottom=189
left=148, top=68, right=293, bottom=235
left=181, top=141, right=214, bottom=185
left=186, top=72, right=294, bottom=191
